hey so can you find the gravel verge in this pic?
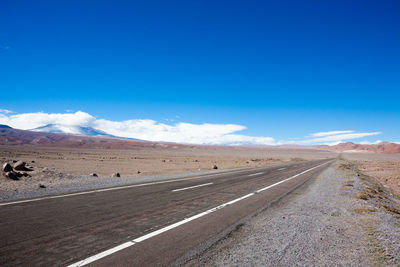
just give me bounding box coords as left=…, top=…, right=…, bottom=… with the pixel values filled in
left=186, top=160, right=400, bottom=266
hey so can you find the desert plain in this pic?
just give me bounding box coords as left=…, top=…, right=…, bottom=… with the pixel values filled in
left=0, top=143, right=335, bottom=195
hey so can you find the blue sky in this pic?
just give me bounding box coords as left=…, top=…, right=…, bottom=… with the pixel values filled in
left=1, top=0, right=399, bottom=145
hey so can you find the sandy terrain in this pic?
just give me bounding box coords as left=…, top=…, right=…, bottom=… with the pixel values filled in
left=342, top=153, right=400, bottom=196
left=0, top=146, right=335, bottom=176
left=0, top=145, right=336, bottom=197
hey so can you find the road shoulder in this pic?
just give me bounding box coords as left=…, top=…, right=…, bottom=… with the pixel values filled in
left=186, top=160, right=400, bottom=266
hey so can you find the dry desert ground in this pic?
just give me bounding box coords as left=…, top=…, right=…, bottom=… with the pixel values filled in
left=342, top=153, right=400, bottom=196
left=0, top=145, right=336, bottom=196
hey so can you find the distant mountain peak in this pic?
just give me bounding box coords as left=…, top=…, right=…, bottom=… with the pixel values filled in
left=0, top=124, right=12, bottom=129
left=31, top=124, right=114, bottom=137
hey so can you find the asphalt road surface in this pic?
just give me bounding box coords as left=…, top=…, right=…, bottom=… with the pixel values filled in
left=0, top=158, right=334, bottom=266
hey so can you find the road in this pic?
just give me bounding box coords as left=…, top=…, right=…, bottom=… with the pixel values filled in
left=0, top=159, right=334, bottom=266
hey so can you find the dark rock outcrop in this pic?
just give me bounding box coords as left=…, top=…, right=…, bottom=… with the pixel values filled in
left=13, top=161, right=26, bottom=170
left=4, top=171, right=19, bottom=180
left=2, top=162, right=13, bottom=172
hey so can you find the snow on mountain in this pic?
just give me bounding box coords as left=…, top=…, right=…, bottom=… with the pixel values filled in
left=31, top=124, right=114, bottom=137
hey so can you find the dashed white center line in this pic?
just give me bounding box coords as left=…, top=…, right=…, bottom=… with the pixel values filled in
left=172, top=182, right=213, bottom=192
left=278, top=168, right=286, bottom=170
left=248, top=172, right=264, bottom=177
left=0, top=170, right=250, bottom=207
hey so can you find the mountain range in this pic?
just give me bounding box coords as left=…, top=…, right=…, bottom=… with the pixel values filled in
left=1, top=124, right=399, bottom=153
left=324, top=142, right=400, bottom=154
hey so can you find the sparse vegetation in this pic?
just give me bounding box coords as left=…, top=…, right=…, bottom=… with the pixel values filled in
left=337, top=163, right=351, bottom=170
left=356, top=191, right=369, bottom=200
left=365, top=187, right=377, bottom=194
left=378, top=203, right=400, bottom=215
left=352, top=207, right=376, bottom=214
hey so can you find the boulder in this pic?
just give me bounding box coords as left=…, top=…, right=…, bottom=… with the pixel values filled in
left=112, top=172, right=121, bottom=177
left=39, top=184, right=46, bottom=188
left=2, top=163, right=13, bottom=172
left=213, top=165, right=218, bottom=170
left=14, top=161, right=26, bottom=170
left=4, top=171, right=19, bottom=180
left=13, top=161, right=32, bottom=171
left=90, top=173, right=98, bottom=177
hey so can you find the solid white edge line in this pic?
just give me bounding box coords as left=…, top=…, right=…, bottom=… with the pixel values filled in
left=67, top=160, right=331, bottom=267
left=68, top=241, right=136, bottom=267
left=172, top=182, right=213, bottom=192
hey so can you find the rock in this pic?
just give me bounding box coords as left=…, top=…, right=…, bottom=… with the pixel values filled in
left=90, top=173, right=98, bottom=177
left=137, top=170, right=141, bottom=174
left=14, top=161, right=26, bottom=170
left=111, top=172, right=120, bottom=177
left=213, top=165, right=218, bottom=170
left=39, top=184, right=46, bottom=188
left=16, top=172, right=23, bottom=178
left=4, top=171, right=19, bottom=180
left=2, top=162, right=13, bottom=172
left=12, top=160, right=17, bottom=163
left=31, top=160, right=35, bottom=163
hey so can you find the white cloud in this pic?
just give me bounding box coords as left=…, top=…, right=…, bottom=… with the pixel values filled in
left=0, top=111, right=95, bottom=130
left=0, top=111, right=276, bottom=145
left=92, top=119, right=276, bottom=145
left=0, top=109, right=14, bottom=114
left=297, top=129, right=383, bottom=145
left=0, top=111, right=384, bottom=146
left=312, top=132, right=381, bottom=142
left=311, top=130, right=354, bottom=137
left=302, top=132, right=382, bottom=144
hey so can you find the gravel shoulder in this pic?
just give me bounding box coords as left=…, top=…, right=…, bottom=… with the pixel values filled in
left=186, top=160, right=400, bottom=266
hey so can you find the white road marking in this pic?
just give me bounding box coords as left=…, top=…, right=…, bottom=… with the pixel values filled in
left=248, top=172, right=264, bottom=177
left=278, top=167, right=286, bottom=170
left=0, top=169, right=254, bottom=207
left=67, top=161, right=331, bottom=267
left=172, top=182, right=213, bottom=192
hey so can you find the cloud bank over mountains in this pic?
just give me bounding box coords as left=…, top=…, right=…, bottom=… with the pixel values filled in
left=0, top=110, right=383, bottom=146
left=304, top=130, right=382, bottom=145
